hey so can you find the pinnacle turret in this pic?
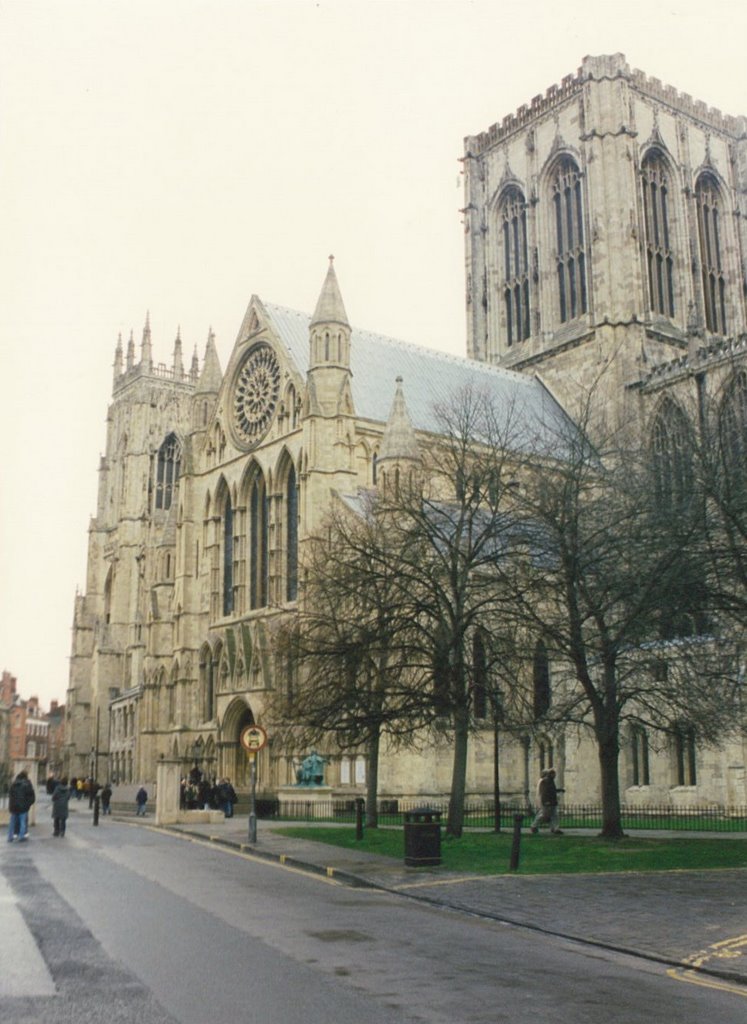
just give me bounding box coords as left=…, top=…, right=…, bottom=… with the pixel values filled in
left=196, top=327, right=223, bottom=394
left=379, top=377, right=421, bottom=464
left=173, top=326, right=184, bottom=377
left=126, top=330, right=135, bottom=370
left=140, top=312, right=153, bottom=372
left=113, top=332, right=123, bottom=382
left=190, top=345, right=200, bottom=382
left=310, top=255, right=349, bottom=328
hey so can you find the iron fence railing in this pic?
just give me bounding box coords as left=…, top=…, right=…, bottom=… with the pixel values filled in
left=259, top=798, right=747, bottom=833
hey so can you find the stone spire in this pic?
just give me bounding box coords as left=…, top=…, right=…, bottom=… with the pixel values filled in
left=140, top=312, right=153, bottom=372
left=173, top=326, right=184, bottom=378
left=113, top=332, right=123, bottom=383
left=196, top=328, right=223, bottom=394
left=378, top=377, right=421, bottom=464
left=310, top=255, right=350, bottom=329
left=126, top=329, right=135, bottom=371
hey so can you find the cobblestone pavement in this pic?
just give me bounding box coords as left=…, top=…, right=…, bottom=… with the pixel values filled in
left=135, top=815, right=747, bottom=988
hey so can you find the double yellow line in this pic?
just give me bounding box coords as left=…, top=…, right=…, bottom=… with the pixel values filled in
left=667, top=934, right=747, bottom=998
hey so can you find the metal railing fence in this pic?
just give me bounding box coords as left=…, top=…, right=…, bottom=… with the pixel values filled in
left=258, top=798, right=747, bottom=833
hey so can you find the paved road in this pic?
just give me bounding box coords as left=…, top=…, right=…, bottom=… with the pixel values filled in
left=1, top=802, right=745, bottom=1023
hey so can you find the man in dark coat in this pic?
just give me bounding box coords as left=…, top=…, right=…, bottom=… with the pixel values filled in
left=51, top=778, right=72, bottom=837
left=7, top=770, right=36, bottom=842
left=530, top=768, right=564, bottom=834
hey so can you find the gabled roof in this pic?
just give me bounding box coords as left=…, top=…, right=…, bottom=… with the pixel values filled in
left=262, top=303, right=576, bottom=454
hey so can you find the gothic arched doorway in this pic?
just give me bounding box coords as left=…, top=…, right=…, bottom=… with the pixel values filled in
left=220, top=698, right=255, bottom=790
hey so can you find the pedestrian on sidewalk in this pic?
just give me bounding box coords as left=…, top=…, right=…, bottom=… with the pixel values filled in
left=7, top=769, right=36, bottom=842
left=218, top=778, right=237, bottom=818
left=530, top=768, right=564, bottom=834
left=100, top=782, right=112, bottom=815
left=51, top=777, right=72, bottom=837
left=135, top=786, right=148, bottom=817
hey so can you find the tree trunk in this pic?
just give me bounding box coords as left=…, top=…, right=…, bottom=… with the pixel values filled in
left=597, top=730, right=624, bottom=839
left=446, top=704, right=469, bottom=838
left=365, top=731, right=380, bottom=828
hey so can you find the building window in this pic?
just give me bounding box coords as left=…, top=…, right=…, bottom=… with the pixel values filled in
left=155, top=434, right=181, bottom=510
left=286, top=465, right=298, bottom=602
left=223, top=496, right=234, bottom=616
left=499, top=187, right=531, bottom=345
left=720, top=372, right=747, bottom=485
left=696, top=174, right=727, bottom=334
left=651, top=400, right=693, bottom=511
left=533, top=640, right=550, bottom=719
left=641, top=152, right=675, bottom=317
left=631, top=726, right=650, bottom=786
left=673, top=723, right=697, bottom=786
left=551, top=157, right=587, bottom=323
left=538, top=737, right=554, bottom=774
left=472, top=631, right=487, bottom=719
left=250, top=475, right=269, bottom=609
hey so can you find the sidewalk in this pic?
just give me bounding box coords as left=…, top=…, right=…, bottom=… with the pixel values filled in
left=131, top=813, right=747, bottom=988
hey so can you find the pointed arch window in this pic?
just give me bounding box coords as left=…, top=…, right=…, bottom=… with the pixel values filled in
left=499, top=187, right=531, bottom=345
left=250, top=475, right=269, bottom=609
left=472, top=631, right=487, bottom=720
left=720, top=372, right=747, bottom=485
left=641, top=152, right=675, bottom=317
left=651, top=401, right=693, bottom=510
left=533, top=640, right=550, bottom=719
left=673, top=722, right=697, bottom=786
left=223, top=494, right=234, bottom=616
left=551, top=157, right=587, bottom=323
left=286, top=465, right=299, bottom=602
left=155, top=434, right=181, bottom=510
left=696, top=174, right=727, bottom=334
left=631, top=726, right=650, bottom=786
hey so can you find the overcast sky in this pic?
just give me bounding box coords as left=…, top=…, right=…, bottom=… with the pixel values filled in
left=1, top=0, right=746, bottom=710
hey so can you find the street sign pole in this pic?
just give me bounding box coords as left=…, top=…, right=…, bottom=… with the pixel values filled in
left=239, top=725, right=267, bottom=846
left=248, top=752, right=257, bottom=844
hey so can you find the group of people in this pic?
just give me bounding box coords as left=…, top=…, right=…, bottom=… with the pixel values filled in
left=7, top=771, right=115, bottom=842
left=180, top=774, right=237, bottom=818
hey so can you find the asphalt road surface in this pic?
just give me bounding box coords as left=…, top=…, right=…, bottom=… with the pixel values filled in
left=2, top=815, right=745, bottom=1023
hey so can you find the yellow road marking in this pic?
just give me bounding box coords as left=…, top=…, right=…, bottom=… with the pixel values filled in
left=668, top=934, right=747, bottom=998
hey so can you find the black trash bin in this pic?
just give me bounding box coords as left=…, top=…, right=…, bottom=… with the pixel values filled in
left=403, top=807, right=442, bottom=867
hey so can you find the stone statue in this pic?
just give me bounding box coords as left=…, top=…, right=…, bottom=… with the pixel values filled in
left=295, top=750, right=327, bottom=786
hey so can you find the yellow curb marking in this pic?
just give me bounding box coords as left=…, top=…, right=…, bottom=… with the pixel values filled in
left=390, top=875, right=486, bottom=891
left=668, top=934, right=747, bottom=998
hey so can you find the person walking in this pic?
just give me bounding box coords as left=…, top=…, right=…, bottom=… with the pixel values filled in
left=7, top=770, right=36, bottom=842
left=218, top=778, right=237, bottom=818
left=51, top=777, right=72, bottom=837
left=135, top=786, right=148, bottom=816
left=100, top=782, right=112, bottom=815
left=530, top=767, right=563, bottom=834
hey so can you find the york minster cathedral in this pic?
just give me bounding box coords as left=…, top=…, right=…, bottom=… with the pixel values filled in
left=64, top=54, right=747, bottom=807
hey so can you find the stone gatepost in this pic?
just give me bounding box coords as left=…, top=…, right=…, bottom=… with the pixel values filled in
left=155, top=758, right=181, bottom=825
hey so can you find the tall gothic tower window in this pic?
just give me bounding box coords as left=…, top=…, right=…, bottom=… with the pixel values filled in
left=286, top=465, right=299, bottom=602
left=533, top=640, right=550, bottom=719
left=499, top=187, right=531, bottom=345
left=651, top=400, right=693, bottom=510
left=155, top=433, right=181, bottom=510
left=223, top=495, right=234, bottom=616
left=551, top=157, right=587, bottom=323
left=641, top=152, right=675, bottom=317
left=250, top=475, right=269, bottom=609
left=696, top=174, right=727, bottom=334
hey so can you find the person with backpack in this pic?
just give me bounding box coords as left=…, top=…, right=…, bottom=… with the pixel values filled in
left=7, top=770, right=36, bottom=842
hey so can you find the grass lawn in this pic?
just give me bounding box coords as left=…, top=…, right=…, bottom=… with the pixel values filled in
left=273, top=825, right=747, bottom=874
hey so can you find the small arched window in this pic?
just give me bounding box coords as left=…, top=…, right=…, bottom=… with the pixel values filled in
left=673, top=722, right=697, bottom=786
left=631, top=726, right=650, bottom=786
left=472, top=632, right=487, bottom=720
left=498, top=186, right=531, bottom=345
left=651, top=400, right=693, bottom=510
left=641, top=151, right=675, bottom=317
left=551, top=157, right=587, bottom=323
left=695, top=174, right=727, bottom=334
left=156, top=433, right=181, bottom=510
left=250, top=474, right=269, bottom=609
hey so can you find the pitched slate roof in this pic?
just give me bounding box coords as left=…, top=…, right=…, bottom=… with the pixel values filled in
left=262, top=302, right=576, bottom=454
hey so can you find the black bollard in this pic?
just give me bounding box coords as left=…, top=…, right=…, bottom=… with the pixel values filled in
left=509, top=813, right=524, bottom=871
left=355, top=797, right=365, bottom=841
left=93, top=795, right=100, bottom=827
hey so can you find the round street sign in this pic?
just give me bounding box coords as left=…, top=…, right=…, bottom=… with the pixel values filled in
left=240, top=724, right=268, bottom=753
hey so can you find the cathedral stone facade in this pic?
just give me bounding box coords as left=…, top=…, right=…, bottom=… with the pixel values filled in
left=65, top=55, right=747, bottom=808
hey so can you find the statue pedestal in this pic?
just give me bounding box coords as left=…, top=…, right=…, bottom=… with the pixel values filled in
left=277, top=785, right=333, bottom=819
